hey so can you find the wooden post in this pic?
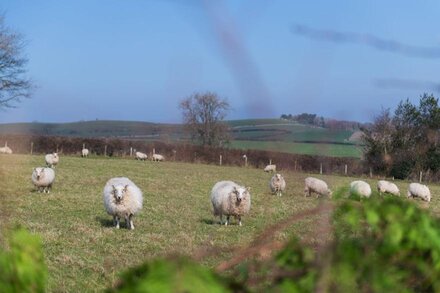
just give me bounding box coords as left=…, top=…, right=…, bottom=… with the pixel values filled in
left=320, top=163, right=323, bottom=174
left=219, top=155, right=222, bottom=166
left=344, top=164, right=347, bottom=175
left=30, top=142, right=33, bottom=155
left=83, top=143, right=85, bottom=150
left=104, top=145, right=107, bottom=157
left=130, top=147, right=133, bottom=157
left=5, top=141, right=7, bottom=147
left=369, top=167, right=373, bottom=178
left=153, top=148, right=156, bottom=155
left=419, top=171, right=423, bottom=183
left=294, top=160, right=297, bottom=171
left=245, top=156, right=248, bottom=167
left=173, top=150, right=177, bottom=161
left=269, top=159, right=272, bottom=165
left=56, top=145, right=59, bottom=153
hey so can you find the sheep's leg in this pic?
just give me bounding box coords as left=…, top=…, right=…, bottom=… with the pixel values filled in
left=114, top=216, right=120, bottom=229
left=225, top=216, right=230, bottom=226
left=238, top=215, right=242, bottom=226
left=219, top=214, right=223, bottom=225
left=128, top=215, right=135, bottom=230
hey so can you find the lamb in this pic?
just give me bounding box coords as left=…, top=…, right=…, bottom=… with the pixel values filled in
left=377, top=180, right=400, bottom=196
left=31, top=167, right=55, bottom=193
left=269, top=173, right=286, bottom=196
left=152, top=153, right=164, bottom=162
left=264, top=164, right=276, bottom=172
left=407, top=183, right=431, bottom=202
left=103, top=177, right=143, bottom=230
left=0, top=142, right=12, bottom=154
left=135, top=151, right=148, bottom=161
left=45, top=153, right=59, bottom=168
left=350, top=180, right=372, bottom=198
left=82, top=148, right=89, bottom=157
left=210, top=181, right=251, bottom=226
left=304, top=177, right=332, bottom=198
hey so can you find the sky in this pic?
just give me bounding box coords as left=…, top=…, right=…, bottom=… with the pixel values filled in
left=1, top=0, right=440, bottom=123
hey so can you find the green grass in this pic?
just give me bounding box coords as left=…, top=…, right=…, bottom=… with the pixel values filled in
left=229, top=140, right=363, bottom=158
left=3, top=154, right=428, bottom=291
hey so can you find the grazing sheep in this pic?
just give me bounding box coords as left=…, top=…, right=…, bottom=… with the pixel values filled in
left=103, top=177, right=143, bottom=230
left=304, top=177, right=332, bottom=198
left=377, top=180, right=400, bottom=196
left=45, top=153, right=59, bottom=168
left=82, top=148, right=89, bottom=157
left=135, top=151, right=148, bottom=161
left=407, top=183, right=431, bottom=202
left=264, top=164, right=276, bottom=172
left=31, top=167, right=55, bottom=193
left=0, top=146, right=12, bottom=154
left=152, top=153, right=164, bottom=162
left=211, top=181, right=251, bottom=226
left=350, top=180, right=372, bottom=198
left=269, top=173, right=286, bottom=196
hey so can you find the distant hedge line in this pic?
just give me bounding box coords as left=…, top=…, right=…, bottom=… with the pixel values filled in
left=0, top=134, right=366, bottom=175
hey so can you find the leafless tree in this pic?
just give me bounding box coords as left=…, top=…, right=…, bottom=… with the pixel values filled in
left=179, top=92, right=230, bottom=146
left=0, top=15, right=32, bottom=109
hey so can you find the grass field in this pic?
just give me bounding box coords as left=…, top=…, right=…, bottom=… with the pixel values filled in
left=1, top=154, right=430, bottom=292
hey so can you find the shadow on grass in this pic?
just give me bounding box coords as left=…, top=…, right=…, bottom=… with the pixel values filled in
left=96, top=216, right=115, bottom=228
left=200, top=218, right=216, bottom=225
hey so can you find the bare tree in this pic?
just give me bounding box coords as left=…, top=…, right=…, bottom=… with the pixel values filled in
left=0, top=16, right=32, bottom=109
left=179, top=92, right=230, bottom=146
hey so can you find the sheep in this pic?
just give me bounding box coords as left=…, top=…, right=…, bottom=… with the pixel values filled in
left=135, top=151, right=148, bottom=161
left=152, top=153, right=164, bottom=162
left=103, top=177, right=143, bottom=230
left=304, top=177, right=332, bottom=198
left=31, top=167, right=55, bottom=193
left=0, top=146, right=12, bottom=154
left=82, top=148, right=89, bottom=157
left=210, top=181, right=251, bottom=226
left=264, top=164, right=276, bottom=172
left=350, top=180, right=372, bottom=198
left=377, top=180, right=400, bottom=196
left=269, top=173, right=286, bottom=196
left=45, top=153, right=59, bottom=168
left=407, top=183, right=431, bottom=202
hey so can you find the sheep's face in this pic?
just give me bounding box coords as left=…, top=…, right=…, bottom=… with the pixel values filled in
left=112, top=184, right=129, bottom=202
left=233, top=186, right=250, bottom=203
left=34, top=168, right=44, bottom=180
left=53, top=153, right=58, bottom=159
left=274, top=174, right=282, bottom=182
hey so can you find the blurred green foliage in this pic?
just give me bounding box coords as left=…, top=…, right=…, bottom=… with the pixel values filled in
left=0, top=228, right=47, bottom=293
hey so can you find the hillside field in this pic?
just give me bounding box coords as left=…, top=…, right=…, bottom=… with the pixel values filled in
left=0, top=154, right=420, bottom=292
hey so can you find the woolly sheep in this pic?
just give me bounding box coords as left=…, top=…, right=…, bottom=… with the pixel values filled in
left=264, top=164, right=276, bottom=172
left=45, top=153, right=59, bottom=168
left=82, top=148, right=89, bottom=157
left=211, top=181, right=251, bottom=226
left=269, top=173, right=286, bottom=196
left=377, top=180, right=400, bottom=196
left=31, top=167, right=55, bottom=193
left=135, top=151, right=148, bottom=161
left=407, top=183, right=431, bottom=202
left=0, top=146, right=12, bottom=154
left=304, top=177, right=332, bottom=198
left=350, top=180, right=372, bottom=198
left=103, top=177, right=143, bottom=230
left=152, top=153, right=164, bottom=162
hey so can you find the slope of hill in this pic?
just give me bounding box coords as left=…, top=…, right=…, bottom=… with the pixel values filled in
left=0, top=119, right=363, bottom=158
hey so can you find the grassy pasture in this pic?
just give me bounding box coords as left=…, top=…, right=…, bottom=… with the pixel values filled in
left=1, top=154, right=436, bottom=292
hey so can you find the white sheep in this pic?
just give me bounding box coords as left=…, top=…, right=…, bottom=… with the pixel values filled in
left=82, top=148, right=89, bottom=157
left=377, top=180, right=400, bottom=196
left=135, top=151, right=148, bottom=161
left=31, top=167, right=55, bottom=193
left=264, top=164, right=276, bottom=172
left=103, top=177, right=143, bottom=230
left=407, top=183, right=431, bottom=202
left=45, top=153, right=59, bottom=168
left=350, top=180, right=372, bottom=198
left=304, top=177, right=332, bottom=198
left=0, top=142, right=12, bottom=154
left=269, top=173, right=286, bottom=196
left=152, top=153, right=164, bottom=162
left=211, top=181, right=251, bottom=226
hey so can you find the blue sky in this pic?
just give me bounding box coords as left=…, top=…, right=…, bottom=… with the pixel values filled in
left=1, top=0, right=439, bottom=123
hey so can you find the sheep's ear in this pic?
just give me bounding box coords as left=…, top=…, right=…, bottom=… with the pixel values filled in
left=112, top=185, right=116, bottom=191
left=41, top=168, right=45, bottom=173
left=232, top=186, right=238, bottom=194
left=123, top=185, right=129, bottom=192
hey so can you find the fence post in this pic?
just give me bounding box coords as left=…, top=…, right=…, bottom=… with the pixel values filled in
left=245, top=156, right=248, bottom=167
left=83, top=143, right=85, bottom=150
left=173, top=150, right=177, bottom=161
left=219, top=155, right=222, bottom=166
left=369, top=167, right=373, bottom=178
left=130, top=147, right=133, bottom=157
left=5, top=141, right=7, bottom=147
left=419, top=171, right=423, bottom=183
left=104, top=145, right=107, bottom=157
left=344, top=164, right=347, bottom=175
left=320, top=163, right=323, bottom=175
left=153, top=148, right=155, bottom=155
left=30, top=142, right=33, bottom=155
left=294, top=160, right=297, bottom=171
left=269, top=159, right=272, bottom=165
left=56, top=145, right=59, bottom=153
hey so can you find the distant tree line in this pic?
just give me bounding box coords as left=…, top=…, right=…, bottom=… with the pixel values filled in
left=363, top=93, right=440, bottom=179
left=280, top=113, right=362, bottom=130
